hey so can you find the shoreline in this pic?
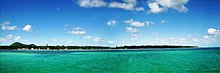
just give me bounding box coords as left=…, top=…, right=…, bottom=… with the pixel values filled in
left=1, top=47, right=219, bottom=52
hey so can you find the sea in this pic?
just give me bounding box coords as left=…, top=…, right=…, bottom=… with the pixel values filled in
left=0, top=48, right=220, bottom=73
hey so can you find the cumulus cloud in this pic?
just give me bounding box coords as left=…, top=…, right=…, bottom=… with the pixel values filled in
left=1, top=25, right=17, bottom=30
left=109, top=0, right=144, bottom=11
left=109, top=2, right=133, bottom=10
left=109, top=0, right=136, bottom=10
left=67, top=27, right=86, bottom=35
left=76, top=0, right=144, bottom=11
left=125, top=19, right=144, bottom=27
left=208, top=28, right=220, bottom=35
left=126, top=27, right=138, bottom=33
left=76, top=0, right=189, bottom=13
left=22, top=25, right=32, bottom=32
left=77, top=0, right=107, bottom=8
left=156, top=0, right=188, bottom=12
left=148, top=2, right=166, bottom=13
left=131, top=21, right=145, bottom=27
left=148, top=0, right=189, bottom=13
left=107, top=20, right=117, bottom=26
left=124, top=19, right=154, bottom=27
left=1, top=21, right=17, bottom=30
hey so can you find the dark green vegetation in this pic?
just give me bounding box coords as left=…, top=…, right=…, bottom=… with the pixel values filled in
left=0, top=42, right=198, bottom=50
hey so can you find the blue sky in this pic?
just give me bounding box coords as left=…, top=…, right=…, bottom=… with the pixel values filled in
left=0, top=0, right=220, bottom=47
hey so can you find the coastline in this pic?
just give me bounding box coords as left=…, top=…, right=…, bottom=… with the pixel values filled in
left=1, top=47, right=219, bottom=52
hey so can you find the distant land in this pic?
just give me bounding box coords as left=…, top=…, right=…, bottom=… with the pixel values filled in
left=0, top=42, right=199, bottom=50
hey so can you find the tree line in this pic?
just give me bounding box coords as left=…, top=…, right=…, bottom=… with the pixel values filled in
left=0, top=42, right=198, bottom=50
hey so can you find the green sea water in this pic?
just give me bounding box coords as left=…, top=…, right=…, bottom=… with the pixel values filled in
left=0, top=48, right=220, bottom=73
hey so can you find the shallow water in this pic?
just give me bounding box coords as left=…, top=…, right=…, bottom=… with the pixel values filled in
left=1, top=48, right=220, bottom=73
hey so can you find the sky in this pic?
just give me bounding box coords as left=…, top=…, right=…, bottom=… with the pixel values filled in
left=0, top=0, right=220, bottom=47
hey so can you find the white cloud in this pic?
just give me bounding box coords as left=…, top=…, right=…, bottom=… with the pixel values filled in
left=200, top=35, right=217, bottom=44
left=77, top=0, right=107, bottom=8
left=109, top=0, right=137, bottom=10
left=145, top=21, right=154, bottom=26
left=125, top=19, right=145, bottom=27
left=6, top=34, right=13, bottom=38
left=93, top=37, right=104, bottom=42
left=1, top=21, right=17, bottom=30
left=135, top=7, right=145, bottom=11
left=109, top=2, right=135, bottom=10
left=107, top=20, right=117, bottom=26
left=0, top=35, right=21, bottom=44
left=76, top=0, right=188, bottom=13
left=148, top=0, right=189, bottom=13
left=22, top=25, right=32, bottom=32
left=208, top=28, right=220, bottom=35
left=156, top=0, right=188, bottom=12
left=76, top=0, right=144, bottom=11
left=83, top=35, right=108, bottom=43
left=67, top=30, right=86, bottom=35
left=124, top=19, right=153, bottom=27
left=1, top=25, right=17, bottom=30
left=161, top=19, right=168, bottom=23
left=148, top=2, right=166, bottom=13
left=130, top=21, right=145, bottom=27
left=126, top=27, right=138, bottom=33
left=107, top=40, right=114, bottom=44
left=67, top=27, right=86, bottom=35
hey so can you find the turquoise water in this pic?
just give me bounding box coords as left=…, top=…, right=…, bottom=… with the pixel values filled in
left=1, top=48, right=220, bottom=73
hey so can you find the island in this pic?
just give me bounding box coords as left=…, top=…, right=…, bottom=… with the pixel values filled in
left=0, top=42, right=198, bottom=50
